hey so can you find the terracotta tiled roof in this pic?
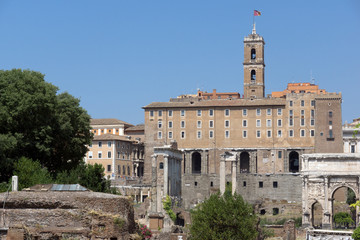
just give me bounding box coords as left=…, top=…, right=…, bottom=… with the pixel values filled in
left=125, top=124, right=144, bottom=132
left=90, top=118, right=133, bottom=127
left=143, top=98, right=286, bottom=109
left=92, top=134, right=132, bottom=142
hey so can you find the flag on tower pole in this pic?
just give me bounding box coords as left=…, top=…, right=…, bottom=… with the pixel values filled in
left=254, top=10, right=261, bottom=16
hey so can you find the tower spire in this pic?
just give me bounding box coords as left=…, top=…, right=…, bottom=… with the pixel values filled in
left=252, top=23, right=256, bottom=34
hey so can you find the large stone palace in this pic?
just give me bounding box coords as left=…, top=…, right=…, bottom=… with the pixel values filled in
left=142, top=25, right=343, bottom=215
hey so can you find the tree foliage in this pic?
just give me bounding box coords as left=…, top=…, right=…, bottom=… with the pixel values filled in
left=190, top=189, right=258, bottom=240
left=13, top=157, right=53, bottom=190
left=0, top=69, right=92, bottom=182
left=353, top=226, right=360, bottom=240
left=56, top=163, right=111, bottom=192
left=333, top=212, right=354, bottom=228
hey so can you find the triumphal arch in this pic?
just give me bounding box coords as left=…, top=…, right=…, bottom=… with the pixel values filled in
left=301, top=153, right=360, bottom=229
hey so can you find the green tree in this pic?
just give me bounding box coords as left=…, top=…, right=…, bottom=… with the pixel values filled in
left=13, top=157, right=53, bottom=190
left=353, top=226, right=360, bottom=240
left=56, top=163, right=110, bottom=192
left=190, top=189, right=258, bottom=240
left=0, top=69, right=92, bottom=182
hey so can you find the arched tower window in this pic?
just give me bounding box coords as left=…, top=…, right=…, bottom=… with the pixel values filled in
left=251, top=70, right=256, bottom=82
left=251, top=49, right=256, bottom=59
left=192, top=152, right=201, bottom=174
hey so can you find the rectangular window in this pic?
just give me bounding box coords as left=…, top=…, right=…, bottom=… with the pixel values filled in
left=273, top=182, right=278, bottom=188
left=209, top=109, right=214, bottom=117
left=311, top=118, right=315, bottom=125
left=310, top=129, right=315, bottom=137
left=329, top=129, right=333, bottom=138
left=311, top=110, right=315, bottom=117
left=351, top=145, right=355, bottom=153
left=209, top=130, right=214, bottom=138
left=301, top=118, right=305, bottom=126
left=278, top=151, right=282, bottom=158
left=289, top=101, right=293, bottom=107
left=277, top=119, right=282, bottom=127
left=289, top=130, right=294, bottom=137
left=158, top=110, right=163, bottom=117
left=168, top=110, right=173, bottom=117
left=108, top=141, right=111, bottom=147
left=158, top=121, right=162, bottom=128
left=243, top=181, right=246, bottom=187
left=225, top=130, right=230, bottom=138
left=289, top=110, right=293, bottom=116
left=311, top=100, right=315, bottom=107
left=243, top=130, right=247, bottom=138
left=301, top=129, right=305, bottom=137
left=168, top=131, right=173, bottom=139
left=88, top=151, right=93, bottom=159
left=266, top=119, right=271, bottom=127
left=243, top=109, right=247, bottom=116
left=256, top=130, right=261, bottom=138
left=243, top=120, right=247, bottom=127
left=150, top=110, right=154, bottom=117
left=168, top=121, right=173, bottom=128
left=278, top=130, right=282, bottom=137
left=225, top=109, right=230, bottom=116
left=277, top=108, right=282, bottom=116
left=98, top=141, right=102, bottom=147
left=197, top=131, right=201, bottom=139
left=181, top=121, right=185, bottom=128
left=225, top=120, right=230, bottom=128
left=329, top=111, right=333, bottom=118
left=267, top=108, right=271, bottom=116
left=267, top=130, right=272, bottom=138
left=158, top=131, right=162, bottom=139
left=209, top=120, right=214, bottom=128
left=301, top=110, right=305, bottom=116
left=256, top=108, right=261, bottom=116
left=289, top=118, right=294, bottom=126
left=197, top=110, right=202, bottom=117
left=98, top=152, right=102, bottom=158
left=181, top=109, right=185, bottom=117
left=181, top=131, right=185, bottom=139
left=301, top=100, right=304, bottom=107
left=117, top=152, right=120, bottom=158
left=256, top=119, right=261, bottom=127
left=108, top=151, right=111, bottom=158
left=259, top=182, right=263, bottom=188
left=107, top=165, right=111, bottom=172
left=197, top=120, right=202, bottom=128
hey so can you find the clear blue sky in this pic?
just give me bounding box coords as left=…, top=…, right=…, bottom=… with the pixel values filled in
left=1, top=1, right=359, bottom=125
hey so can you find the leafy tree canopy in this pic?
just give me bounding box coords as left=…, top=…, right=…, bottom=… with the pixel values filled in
left=0, top=69, right=92, bottom=182
left=190, top=188, right=258, bottom=240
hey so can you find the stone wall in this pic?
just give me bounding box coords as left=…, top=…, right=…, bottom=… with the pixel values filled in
left=0, top=191, right=137, bottom=239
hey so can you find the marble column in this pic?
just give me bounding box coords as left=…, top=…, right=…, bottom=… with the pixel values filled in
left=232, top=159, right=237, bottom=194
left=302, top=176, right=311, bottom=227
left=151, top=154, right=158, bottom=212
left=220, top=154, right=226, bottom=194
left=164, top=154, right=169, bottom=196
left=185, top=152, right=191, bottom=174
left=323, top=176, right=331, bottom=229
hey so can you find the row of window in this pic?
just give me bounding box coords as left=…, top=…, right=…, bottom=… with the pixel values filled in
left=150, top=108, right=283, bottom=118
left=105, top=165, right=132, bottom=176
left=91, top=141, right=131, bottom=149
left=289, top=100, right=315, bottom=107
left=158, top=129, right=315, bottom=139
left=159, top=118, right=315, bottom=129
left=150, top=102, right=318, bottom=119
left=88, top=151, right=131, bottom=159
left=93, top=129, right=120, bottom=134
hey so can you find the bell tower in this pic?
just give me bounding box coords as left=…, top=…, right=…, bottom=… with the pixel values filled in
left=243, top=24, right=265, bottom=99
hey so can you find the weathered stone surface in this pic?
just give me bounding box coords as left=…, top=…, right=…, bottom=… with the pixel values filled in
left=0, top=191, right=136, bottom=239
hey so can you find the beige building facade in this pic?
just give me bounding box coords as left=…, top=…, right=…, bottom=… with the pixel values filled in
left=143, top=27, right=343, bottom=210
left=85, top=119, right=145, bottom=180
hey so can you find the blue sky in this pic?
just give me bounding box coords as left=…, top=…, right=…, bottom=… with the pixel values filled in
left=1, top=1, right=359, bottom=125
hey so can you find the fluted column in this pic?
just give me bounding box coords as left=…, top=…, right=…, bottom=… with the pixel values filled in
left=232, top=159, right=237, bottom=194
